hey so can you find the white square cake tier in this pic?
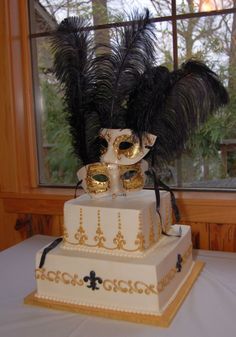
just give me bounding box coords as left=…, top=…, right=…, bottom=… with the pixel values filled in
left=62, top=190, right=172, bottom=258
left=35, top=225, right=193, bottom=316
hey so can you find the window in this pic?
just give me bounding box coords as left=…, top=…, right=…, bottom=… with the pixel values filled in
left=29, top=0, right=236, bottom=190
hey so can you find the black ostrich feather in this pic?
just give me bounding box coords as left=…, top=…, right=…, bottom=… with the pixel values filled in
left=126, top=65, right=171, bottom=138
left=51, top=12, right=229, bottom=171
left=127, top=59, right=229, bottom=165
left=93, top=8, right=157, bottom=128
left=51, top=16, right=101, bottom=165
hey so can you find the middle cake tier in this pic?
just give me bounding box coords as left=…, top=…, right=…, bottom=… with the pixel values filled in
left=62, top=190, right=172, bottom=258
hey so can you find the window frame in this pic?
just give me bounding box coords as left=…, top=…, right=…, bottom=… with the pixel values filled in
left=1, top=0, right=236, bottom=228
left=29, top=0, right=236, bottom=190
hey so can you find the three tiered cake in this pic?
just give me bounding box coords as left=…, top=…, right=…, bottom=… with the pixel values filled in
left=26, top=187, right=203, bottom=326
left=24, top=9, right=229, bottom=326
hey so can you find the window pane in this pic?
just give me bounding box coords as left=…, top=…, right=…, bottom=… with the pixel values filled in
left=154, top=21, right=173, bottom=66
left=176, top=0, right=236, bottom=15
left=33, top=36, right=79, bottom=185
left=173, top=13, right=236, bottom=189
left=107, top=0, right=171, bottom=19
left=177, top=14, right=230, bottom=63
left=30, top=0, right=93, bottom=34
left=30, top=0, right=172, bottom=35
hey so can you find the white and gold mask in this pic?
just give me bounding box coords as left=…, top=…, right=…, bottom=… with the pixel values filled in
left=77, top=160, right=148, bottom=199
left=99, top=128, right=156, bottom=165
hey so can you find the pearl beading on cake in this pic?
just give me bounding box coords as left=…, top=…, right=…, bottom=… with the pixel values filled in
left=34, top=292, right=163, bottom=316
left=61, top=238, right=162, bottom=258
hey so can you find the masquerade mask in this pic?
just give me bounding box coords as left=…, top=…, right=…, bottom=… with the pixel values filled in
left=100, top=129, right=157, bottom=165
left=77, top=160, right=148, bottom=198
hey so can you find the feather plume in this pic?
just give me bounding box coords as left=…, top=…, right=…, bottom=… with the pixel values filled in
left=51, top=12, right=229, bottom=170
left=127, top=59, right=229, bottom=165
left=51, top=16, right=101, bottom=165
left=93, top=9, right=157, bottom=128
left=126, top=65, right=171, bottom=138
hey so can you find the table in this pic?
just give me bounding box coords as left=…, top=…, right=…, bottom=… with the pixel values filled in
left=0, top=235, right=236, bottom=337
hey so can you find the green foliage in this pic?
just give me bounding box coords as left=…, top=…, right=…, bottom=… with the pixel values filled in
left=41, top=80, right=79, bottom=184
left=188, top=111, right=232, bottom=158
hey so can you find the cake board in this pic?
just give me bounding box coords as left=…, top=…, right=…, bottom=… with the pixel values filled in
left=24, top=260, right=204, bottom=328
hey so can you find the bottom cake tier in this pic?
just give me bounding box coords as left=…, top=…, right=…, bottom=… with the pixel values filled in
left=28, top=225, right=203, bottom=325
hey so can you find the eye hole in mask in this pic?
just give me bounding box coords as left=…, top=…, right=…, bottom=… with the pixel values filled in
left=92, top=174, right=109, bottom=182
left=119, top=141, right=133, bottom=150
left=86, top=163, right=110, bottom=194
left=120, top=169, right=138, bottom=180
left=119, top=165, right=144, bottom=191
left=114, top=135, right=141, bottom=159
left=99, top=129, right=157, bottom=165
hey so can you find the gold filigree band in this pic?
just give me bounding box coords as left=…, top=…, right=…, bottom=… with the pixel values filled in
left=36, top=245, right=192, bottom=295
left=35, top=269, right=84, bottom=286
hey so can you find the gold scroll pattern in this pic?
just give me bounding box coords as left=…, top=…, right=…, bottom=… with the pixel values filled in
left=35, top=245, right=192, bottom=295
left=103, top=280, right=158, bottom=295
left=104, top=244, right=192, bottom=294
left=35, top=269, right=84, bottom=286
left=157, top=244, right=192, bottom=292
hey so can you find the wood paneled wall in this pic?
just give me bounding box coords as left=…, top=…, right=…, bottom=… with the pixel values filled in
left=0, top=0, right=236, bottom=252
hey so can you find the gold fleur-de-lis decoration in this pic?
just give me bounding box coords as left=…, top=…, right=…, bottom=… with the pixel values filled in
left=75, top=208, right=88, bottom=245
left=75, top=226, right=88, bottom=245
left=113, top=231, right=126, bottom=249
left=94, top=226, right=106, bottom=248
left=135, top=232, right=145, bottom=251
left=113, top=212, right=126, bottom=249
left=94, top=210, right=106, bottom=248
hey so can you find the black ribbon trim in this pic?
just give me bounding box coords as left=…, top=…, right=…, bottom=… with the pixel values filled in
left=39, top=237, right=63, bottom=269
left=146, top=169, right=181, bottom=238
left=74, top=179, right=83, bottom=198
left=157, top=179, right=181, bottom=223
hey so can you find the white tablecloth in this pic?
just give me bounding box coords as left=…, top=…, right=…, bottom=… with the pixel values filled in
left=0, top=235, right=236, bottom=337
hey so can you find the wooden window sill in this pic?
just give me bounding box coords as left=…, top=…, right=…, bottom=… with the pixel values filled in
left=1, top=188, right=236, bottom=224
left=1, top=187, right=235, bottom=201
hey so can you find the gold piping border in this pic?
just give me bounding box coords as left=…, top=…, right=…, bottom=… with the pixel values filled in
left=24, top=260, right=204, bottom=327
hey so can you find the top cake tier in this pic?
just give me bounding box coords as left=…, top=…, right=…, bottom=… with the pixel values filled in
left=62, top=190, right=172, bottom=258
